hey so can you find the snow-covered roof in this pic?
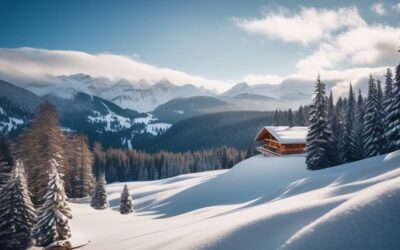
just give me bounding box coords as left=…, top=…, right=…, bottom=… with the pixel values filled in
left=255, top=126, right=307, bottom=144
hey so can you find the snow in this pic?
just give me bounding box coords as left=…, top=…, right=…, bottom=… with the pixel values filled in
left=88, top=107, right=132, bottom=132
left=145, top=123, right=172, bottom=135
left=174, top=110, right=184, bottom=114
left=88, top=105, right=171, bottom=135
left=132, top=114, right=171, bottom=135
left=0, top=117, right=24, bottom=132
left=70, top=151, right=400, bottom=250
left=256, top=126, right=308, bottom=144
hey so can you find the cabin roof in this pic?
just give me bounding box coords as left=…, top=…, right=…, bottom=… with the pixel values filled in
left=255, top=126, right=307, bottom=144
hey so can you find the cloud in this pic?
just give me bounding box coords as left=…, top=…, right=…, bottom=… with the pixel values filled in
left=371, top=2, right=387, bottom=15
left=242, top=74, right=283, bottom=85
left=296, top=25, right=400, bottom=74
left=0, top=47, right=231, bottom=92
left=233, top=6, right=365, bottom=45
left=392, top=3, right=400, bottom=13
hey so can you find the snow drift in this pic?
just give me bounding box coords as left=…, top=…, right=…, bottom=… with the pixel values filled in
left=70, top=151, right=400, bottom=250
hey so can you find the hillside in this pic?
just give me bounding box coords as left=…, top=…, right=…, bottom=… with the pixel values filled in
left=70, top=150, right=400, bottom=249
left=152, top=96, right=238, bottom=123
left=131, top=111, right=274, bottom=152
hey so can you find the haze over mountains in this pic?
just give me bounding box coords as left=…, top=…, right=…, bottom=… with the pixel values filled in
left=22, top=73, right=314, bottom=112
left=0, top=73, right=315, bottom=150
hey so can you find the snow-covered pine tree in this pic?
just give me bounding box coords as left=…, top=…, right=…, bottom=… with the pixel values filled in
left=377, top=79, right=387, bottom=148
left=340, top=83, right=357, bottom=163
left=354, top=89, right=365, bottom=160
left=377, top=79, right=385, bottom=108
left=90, top=173, right=109, bottom=209
left=16, top=102, right=67, bottom=205
left=0, top=136, right=14, bottom=191
left=306, top=74, right=333, bottom=170
left=33, top=161, right=72, bottom=249
left=327, top=91, right=340, bottom=165
left=363, top=75, right=385, bottom=157
left=385, top=64, right=400, bottom=152
left=119, top=184, right=133, bottom=214
left=0, top=161, right=36, bottom=250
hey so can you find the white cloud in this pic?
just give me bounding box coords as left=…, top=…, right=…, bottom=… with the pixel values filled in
left=296, top=25, right=400, bottom=74
left=234, top=6, right=365, bottom=45
left=0, top=47, right=231, bottom=92
left=242, top=74, right=283, bottom=85
left=234, top=5, right=398, bottom=99
left=371, top=2, right=387, bottom=15
left=392, top=3, right=400, bottom=13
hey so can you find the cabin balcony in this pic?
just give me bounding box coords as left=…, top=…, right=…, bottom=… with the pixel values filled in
left=256, top=146, right=281, bottom=157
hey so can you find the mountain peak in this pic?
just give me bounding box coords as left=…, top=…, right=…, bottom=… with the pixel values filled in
left=221, top=82, right=253, bottom=97
left=154, top=78, right=174, bottom=88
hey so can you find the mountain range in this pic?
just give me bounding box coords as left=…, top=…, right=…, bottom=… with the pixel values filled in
left=0, top=73, right=315, bottom=150
left=24, top=73, right=314, bottom=112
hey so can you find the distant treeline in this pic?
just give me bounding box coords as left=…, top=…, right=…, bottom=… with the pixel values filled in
left=129, top=110, right=309, bottom=153
left=92, top=144, right=253, bottom=183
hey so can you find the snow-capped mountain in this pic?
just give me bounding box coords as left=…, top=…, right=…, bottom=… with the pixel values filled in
left=0, top=79, right=171, bottom=148
left=24, top=73, right=316, bottom=114
left=27, top=74, right=216, bottom=112
left=0, top=80, right=43, bottom=134
left=222, top=81, right=313, bottom=102
left=221, top=82, right=255, bottom=97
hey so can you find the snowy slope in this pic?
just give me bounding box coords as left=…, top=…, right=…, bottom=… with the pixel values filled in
left=70, top=151, right=400, bottom=250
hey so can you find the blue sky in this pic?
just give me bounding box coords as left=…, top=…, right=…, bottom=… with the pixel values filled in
left=0, top=0, right=399, bottom=92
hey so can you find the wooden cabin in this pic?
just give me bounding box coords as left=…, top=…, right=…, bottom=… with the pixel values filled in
left=255, top=126, right=307, bottom=156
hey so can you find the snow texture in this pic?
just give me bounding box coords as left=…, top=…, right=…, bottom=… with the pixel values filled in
left=256, top=126, right=307, bottom=144
left=69, top=150, right=400, bottom=249
left=88, top=104, right=171, bottom=135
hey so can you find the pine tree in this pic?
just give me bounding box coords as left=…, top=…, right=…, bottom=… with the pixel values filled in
left=119, top=184, right=133, bottom=214
left=363, top=75, right=385, bottom=157
left=327, top=91, right=340, bottom=165
left=341, top=83, right=357, bottom=163
left=306, top=75, right=332, bottom=170
left=90, top=173, right=109, bottom=209
left=33, top=162, right=72, bottom=248
left=296, top=106, right=306, bottom=126
left=385, top=64, right=400, bottom=152
left=0, top=136, right=14, bottom=191
left=93, top=142, right=106, bottom=180
left=287, top=109, right=294, bottom=127
left=273, top=109, right=279, bottom=126
left=16, top=103, right=67, bottom=205
left=65, top=134, right=94, bottom=198
left=0, top=161, right=36, bottom=250
left=354, top=89, right=365, bottom=160
left=245, top=146, right=253, bottom=159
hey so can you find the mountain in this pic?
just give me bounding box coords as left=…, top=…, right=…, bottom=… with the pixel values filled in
left=70, top=150, right=400, bottom=249
left=221, top=82, right=255, bottom=97
left=0, top=80, right=43, bottom=135
left=0, top=79, right=171, bottom=148
left=41, top=91, right=173, bottom=148
left=24, top=73, right=315, bottom=117
left=222, top=81, right=313, bottom=105
left=27, top=74, right=216, bottom=112
left=131, top=111, right=274, bottom=152
left=152, top=96, right=239, bottom=123
left=0, top=79, right=43, bottom=113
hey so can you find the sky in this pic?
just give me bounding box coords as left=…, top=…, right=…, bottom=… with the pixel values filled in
left=0, top=0, right=399, bottom=93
